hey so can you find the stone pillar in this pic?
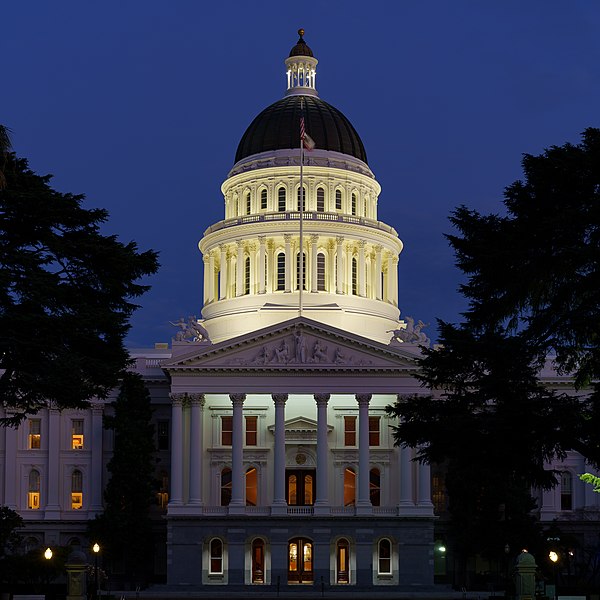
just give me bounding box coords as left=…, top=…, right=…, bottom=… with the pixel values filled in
left=346, top=244, right=353, bottom=295
left=358, top=240, right=366, bottom=297
left=399, top=445, right=415, bottom=510
left=235, top=240, right=244, bottom=297
left=284, top=234, right=292, bottom=293
left=417, top=459, right=434, bottom=511
left=90, top=403, right=104, bottom=512
left=219, top=244, right=228, bottom=300
left=336, top=236, right=344, bottom=294
left=65, top=550, right=87, bottom=600
left=188, top=394, right=205, bottom=506
left=391, top=256, right=399, bottom=306
left=45, top=406, right=61, bottom=517
left=229, top=393, right=246, bottom=511
left=386, top=254, right=394, bottom=303
left=272, top=394, right=288, bottom=513
left=314, top=394, right=330, bottom=514
left=310, top=234, right=319, bottom=293
left=208, top=252, right=216, bottom=303
left=169, top=394, right=184, bottom=506
left=375, top=245, right=383, bottom=300
left=356, top=394, right=372, bottom=513
left=202, top=254, right=210, bottom=305
left=249, top=243, right=257, bottom=295
left=258, top=235, right=266, bottom=294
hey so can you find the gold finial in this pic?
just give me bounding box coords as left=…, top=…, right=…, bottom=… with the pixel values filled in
left=298, top=28, right=305, bottom=38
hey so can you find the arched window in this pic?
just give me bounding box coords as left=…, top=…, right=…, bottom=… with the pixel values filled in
left=276, top=252, right=285, bottom=291
left=337, top=538, right=350, bottom=584
left=157, top=471, right=169, bottom=509
left=317, top=253, right=326, bottom=291
left=344, top=468, right=356, bottom=507
left=561, top=472, right=573, bottom=510
left=246, top=192, right=251, bottom=215
left=297, top=186, right=306, bottom=212
left=246, top=467, right=258, bottom=506
left=252, top=538, right=265, bottom=583
left=24, top=536, right=40, bottom=553
left=317, top=188, right=325, bottom=212
left=260, top=189, right=267, bottom=210
left=370, top=468, right=381, bottom=507
left=303, top=473, right=314, bottom=505
left=335, top=189, right=342, bottom=211
left=296, top=252, right=307, bottom=290
left=71, top=469, right=83, bottom=510
left=221, top=467, right=232, bottom=506
left=278, top=187, right=286, bottom=212
left=209, top=538, right=224, bottom=574
left=351, top=193, right=357, bottom=216
left=351, top=257, right=357, bottom=295
left=378, top=539, right=392, bottom=575
left=244, top=256, right=250, bottom=295
left=28, top=469, right=40, bottom=510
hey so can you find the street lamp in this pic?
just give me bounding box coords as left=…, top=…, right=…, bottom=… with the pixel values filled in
left=44, top=548, right=52, bottom=600
left=549, top=550, right=559, bottom=600
left=92, top=543, right=100, bottom=600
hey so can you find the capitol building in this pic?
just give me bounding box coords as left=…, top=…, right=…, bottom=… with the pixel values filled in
left=0, top=30, right=597, bottom=594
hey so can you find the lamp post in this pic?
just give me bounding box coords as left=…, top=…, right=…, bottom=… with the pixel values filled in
left=549, top=550, right=559, bottom=600
left=92, top=543, right=100, bottom=600
left=44, top=547, right=52, bottom=600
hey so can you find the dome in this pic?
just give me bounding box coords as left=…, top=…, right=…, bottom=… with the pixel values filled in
left=289, top=28, right=314, bottom=57
left=234, top=95, right=368, bottom=165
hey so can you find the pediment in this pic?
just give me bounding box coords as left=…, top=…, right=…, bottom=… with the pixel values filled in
left=162, top=317, right=419, bottom=374
left=267, top=417, right=333, bottom=442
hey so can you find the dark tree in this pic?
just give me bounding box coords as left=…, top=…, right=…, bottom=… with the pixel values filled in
left=0, top=151, right=159, bottom=423
left=89, top=372, right=157, bottom=587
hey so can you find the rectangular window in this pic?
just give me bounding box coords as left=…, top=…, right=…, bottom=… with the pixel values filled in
left=28, top=419, right=41, bottom=449
left=28, top=491, right=40, bottom=510
left=245, top=415, right=258, bottom=446
left=210, top=539, right=224, bottom=574
left=369, top=416, right=380, bottom=446
left=71, top=419, right=84, bottom=450
left=278, top=187, right=286, bottom=212
left=335, top=189, right=342, bottom=210
left=344, top=416, right=356, bottom=446
left=221, top=416, right=233, bottom=446
left=260, top=189, right=267, bottom=210
left=561, top=472, right=573, bottom=510
left=157, top=420, right=169, bottom=450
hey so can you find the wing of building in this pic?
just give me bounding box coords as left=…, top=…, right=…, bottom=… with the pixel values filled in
left=1, top=29, right=599, bottom=595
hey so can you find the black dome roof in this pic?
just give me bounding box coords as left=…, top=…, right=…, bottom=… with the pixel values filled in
left=235, top=95, right=368, bottom=165
left=289, top=29, right=314, bottom=57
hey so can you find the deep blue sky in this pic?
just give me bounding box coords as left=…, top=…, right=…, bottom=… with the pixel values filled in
left=4, top=2, right=600, bottom=347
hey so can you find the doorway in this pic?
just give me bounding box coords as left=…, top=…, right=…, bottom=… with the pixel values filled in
left=288, top=538, right=313, bottom=583
left=336, top=538, right=350, bottom=583
left=286, top=469, right=315, bottom=506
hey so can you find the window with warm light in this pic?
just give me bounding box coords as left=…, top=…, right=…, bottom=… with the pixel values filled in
left=28, top=419, right=41, bottom=449
left=369, top=416, right=380, bottom=446
left=71, top=470, right=83, bottom=509
left=71, top=419, right=84, bottom=450
left=344, top=468, right=356, bottom=506
left=246, top=467, right=258, bottom=506
left=245, top=415, right=257, bottom=446
left=221, top=416, right=233, bottom=446
left=344, top=416, right=356, bottom=446
left=157, top=471, right=169, bottom=508
left=28, top=469, right=40, bottom=509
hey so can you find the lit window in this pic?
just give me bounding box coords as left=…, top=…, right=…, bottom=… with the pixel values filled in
left=344, top=468, right=356, bottom=506
left=378, top=539, right=392, bottom=575
left=276, top=253, right=285, bottom=291
left=157, top=420, right=169, bottom=451
left=297, top=186, right=306, bottom=211
left=260, top=189, right=267, bottom=210
left=71, top=470, right=83, bottom=510
left=28, top=469, right=40, bottom=509
left=370, top=468, right=381, bottom=507
left=351, top=193, right=357, bottom=215
left=221, top=468, right=232, bottom=506
left=221, top=416, right=233, bottom=446
left=246, top=467, right=258, bottom=506
left=317, top=188, right=325, bottom=212
left=369, top=416, right=380, bottom=446
left=245, top=415, right=257, bottom=446
left=252, top=538, right=265, bottom=583
left=209, top=538, right=224, bottom=574
left=344, top=416, right=356, bottom=446
left=278, top=187, right=286, bottom=212
left=335, top=189, right=342, bottom=210
left=561, top=472, right=573, bottom=510
left=317, top=253, right=326, bottom=291
left=157, top=471, right=169, bottom=508
left=28, top=419, right=41, bottom=450
left=337, top=538, right=350, bottom=583
left=71, top=419, right=84, bottom=450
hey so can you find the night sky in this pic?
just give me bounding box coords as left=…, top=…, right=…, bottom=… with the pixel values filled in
left=4, top=2, right=600, bottom=347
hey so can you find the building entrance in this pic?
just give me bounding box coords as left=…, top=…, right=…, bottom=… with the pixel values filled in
left=288, top=538, right=313, bottom=583
left=286, top=469, right=315, bottom=505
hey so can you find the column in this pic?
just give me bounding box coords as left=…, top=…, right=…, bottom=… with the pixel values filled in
left=258, top=236, right=266, bottom=294
left=169, top=394, right=184, bottom=507
left=310, top=234, right=318, bottom=293
left=249, top=243, right=257, bottom=295
left=45, top=406, right=61, bottom=518
left=391, top=256, right=399, bottom=306
left=219, top=245, right=228, bottom=300
left=208, top=252, right=216, bottom=303
left=4, top=412, right=17, bottom=508
left=336, top=236, right=344, bottom=294
left=235, top=240, right=244, bottom=297
left=358, top=240, right=366, bottom=297
left=272, top=394, right=288, bottom=512
left=314, top=394, right=330, bottom=514
left=356, top=394, right=372, bottom=513
left=399, top=445, right=415, bottom=509
left=417, top=459, right=434, bottom=512
left=229, top=393, right=246, bottom=511
left=386, top=254, right=394, bottom=304
left=188, top=394, right=205, bottom=506
left=202, top=254, right=210, bottom=305
left=90, top=403, right=104, bottom=512
left=284, top=234, right=292, bottom=293
left=346, top=244, right=353, bottom=295
left=374, top=245, right=383, bottom=300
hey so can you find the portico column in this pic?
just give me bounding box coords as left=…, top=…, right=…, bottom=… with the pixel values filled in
left=310, top=234, right=318, bottom=293
left=219, top=245, right=228, bottom=300
left=169, top=394, right=184, bottom=507
left=249, top=243, right=257, bottom=295
left=229, top=393, right=246, bottom=511
left=90, top=403, right=104, bottom=512
left=208, top=252, right=216, bottom=303
left=258, top=236, right=266, bottom=294
left=336, top=236, right=344, bottom=294
left=356, top=394, right=372, bottom=512
left=235, top=240, right=244, bottom=297
left=399, top=445, right=415, bottom=509
left=346, top=244, right=353, bottom=295
left=417, top=458, right=434, bottom=512
left=188, top=394, right=205, bottom=506
left=45, top=406, right=61, bottom=517
left=284, top=234, right=292, bottom=293
left=358, top=240, right=366, bottom=297
left=386, top=254, right=394, bottom=303
left=314, top=393, right=330, bottom=514
left=391, top=256, right=399, bottom=306
left=202, top=254, right=210, bottom=305
left=272, top=394, right=288, bottom=511
left=374, top=245, right=383, bottom=300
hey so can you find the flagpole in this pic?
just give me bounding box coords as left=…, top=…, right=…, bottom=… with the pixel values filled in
left=299, top=99, right=305, bottom=318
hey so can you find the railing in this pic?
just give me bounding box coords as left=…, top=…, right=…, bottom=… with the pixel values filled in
left=286, top=506, right=314, bottom=515
left=330, top=507, right=355, bottom=515
left=373, top=507, right=398, bottom=515
left=190, top=505, right=399, bottom=516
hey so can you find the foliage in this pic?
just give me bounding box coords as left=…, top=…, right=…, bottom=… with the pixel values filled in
left=0, top=506, right=23, bottom=558
left=0, top=124, right=12, bottom=189
left=88, top=372, right=157, bottom=586
left=579, top=473, right=600, bottom=493
left=0, top=151, right=159, bottom=423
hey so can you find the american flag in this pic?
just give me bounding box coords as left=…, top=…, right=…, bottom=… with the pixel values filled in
left=300, top=116, right=315, bottom=151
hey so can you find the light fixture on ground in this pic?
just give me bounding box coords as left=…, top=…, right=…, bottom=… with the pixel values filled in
left=93, top=543, right=100, bottom=600
left=549, top=550, right=559, bottom=600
